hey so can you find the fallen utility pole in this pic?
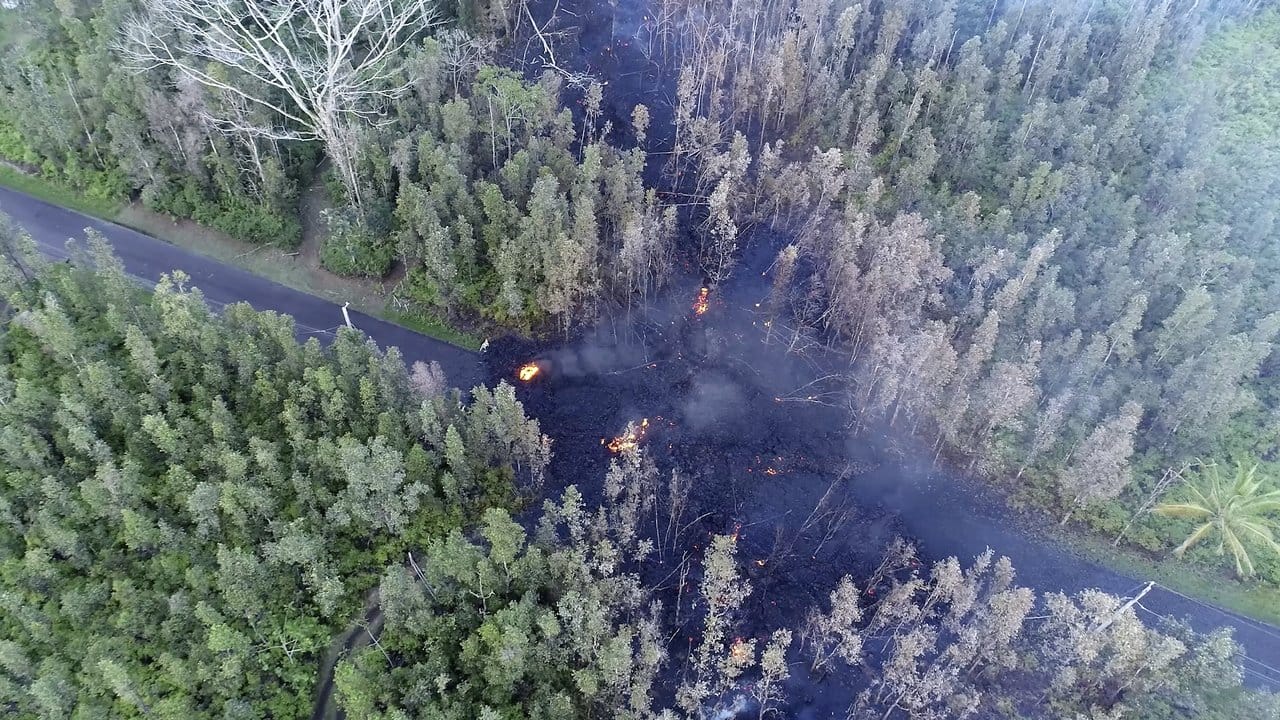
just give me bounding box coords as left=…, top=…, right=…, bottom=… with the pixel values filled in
left=1096, top=581, right=1155, bottom=633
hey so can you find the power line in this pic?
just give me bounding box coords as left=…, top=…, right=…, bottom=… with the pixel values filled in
left=1239, top=661, right=1280, bottom=681
left=1133, top=603, right=1280, bottom=690
left=1135, top=601, right=1280, bottom=657
left=1240, top=654, right=1280, bottom=680
left=1150, top=582, right=1280, bottom=645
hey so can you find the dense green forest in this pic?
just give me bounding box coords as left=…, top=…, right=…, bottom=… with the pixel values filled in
left=0, top=0, right=673, bottom=332
left=2, top=0, right=1280, bottom=714
left=0, top=226, right=550, bottom=717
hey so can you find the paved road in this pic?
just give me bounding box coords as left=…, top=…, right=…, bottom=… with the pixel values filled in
left=853, top=437, right=1280, bottom=691
left=0, top=186, right=484, bottom=391
left=4, top=185, right=1280, bottom=694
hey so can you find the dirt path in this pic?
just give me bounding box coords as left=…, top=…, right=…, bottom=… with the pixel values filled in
left=297, top=179, right=328, bottom=271
left=309, top=591, right=384, bottom=720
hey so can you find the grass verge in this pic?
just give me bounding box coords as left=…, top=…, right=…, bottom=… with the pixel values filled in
left=117, top=205, right=485, bottom=350
left=115, top=204, right=361, bottom=303
left=0, top=165, right=121, bottom=218
left=1013, top=473, right=1280, bottom=627
left=386, top=309, right=485, bottom=351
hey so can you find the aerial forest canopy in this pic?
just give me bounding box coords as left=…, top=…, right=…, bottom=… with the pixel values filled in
left=1, top=0, right=1280, bottom=716
left=0, top=229, right=1276, bottom=720
left=0, top=227, right=550, bottom=717
left=2, top=0, right=1277, bottom=473
left=0, top=0, right=673, bottom=331
left=668, top=0, right=1280, bottom=565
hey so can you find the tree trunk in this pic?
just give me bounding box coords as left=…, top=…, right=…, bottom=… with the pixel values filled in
left=1060, top=506, right=1074, bottom=526
left=321, top=121, right=364, bottom=213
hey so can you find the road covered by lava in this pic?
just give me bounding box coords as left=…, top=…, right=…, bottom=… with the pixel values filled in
left=489, top=0, right=1280, bottom=704
left=485, top=226, right=1280, bottom=711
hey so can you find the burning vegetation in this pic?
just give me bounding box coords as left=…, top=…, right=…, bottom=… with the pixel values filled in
left=692, top=287, right=710, bottom=315
left=603, top=419, right=650, bottom=453
left=517, top=363, right=541, bottom=382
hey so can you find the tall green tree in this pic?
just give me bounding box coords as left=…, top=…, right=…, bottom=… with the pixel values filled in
left=0, top=223, right=546, bottom=718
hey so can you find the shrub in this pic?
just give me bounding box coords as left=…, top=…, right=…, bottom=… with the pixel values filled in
left=396, top=265, right=447, bottom=310
left=0, top=117, right=32, bottom=162
left=145, top=179, right=302, bottom=247
left=202, top=195, right=302, bottom=248
left=60, top=154, right=129, bottom=201
left=320, top=203, right=394, bottom=277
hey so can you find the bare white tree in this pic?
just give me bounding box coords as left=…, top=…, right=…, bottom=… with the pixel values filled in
left=119, top=0, right=443, bottom=210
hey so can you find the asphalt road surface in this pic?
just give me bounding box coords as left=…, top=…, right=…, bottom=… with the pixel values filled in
left=0, top=186, right=484, bottom=391
left=3, top=185, right=1280, bottom=693
left=855, top=441, right=1280, bottom=691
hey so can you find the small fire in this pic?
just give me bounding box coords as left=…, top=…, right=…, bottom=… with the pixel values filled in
left=729, top=638, right=752, bottom=664
left=517, top=363, right=540, bottom=382
left=693, top=287, right=710, bottom=315
left=765, top=467, right=779, bottom=476
left=604, top=418, right=650, bottom=453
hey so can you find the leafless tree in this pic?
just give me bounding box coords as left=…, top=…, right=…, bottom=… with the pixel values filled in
left=409, top=360, right=448, bottom=399
left=1114, top=461, right=1196, bottom=546
left=438, top=28, right=494, bottom=97
left=120, top=0, right=443, bottom=211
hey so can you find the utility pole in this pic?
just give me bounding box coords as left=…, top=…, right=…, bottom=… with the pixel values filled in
left=341, top=302, right=353, bottom=329
left=1096, top=581, right=1155, bottom=633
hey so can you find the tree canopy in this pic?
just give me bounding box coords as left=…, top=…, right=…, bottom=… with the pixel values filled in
left=1157, top=462, right=1280, bottom=577
left=0, top=223, right=547, bottom=718
left=2, top=0, right=1280, bottom=711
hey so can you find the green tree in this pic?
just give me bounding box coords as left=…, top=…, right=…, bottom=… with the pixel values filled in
left=1156, top=462, right=1280, bottom=577
left=0, top=236, right=540, bottom=717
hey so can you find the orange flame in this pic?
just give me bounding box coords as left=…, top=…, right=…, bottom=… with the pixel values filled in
left=729, top=637, right=752, bottom=663
left=765, top=467, right=779, bottom=476
left=693, top=287, right=710, bottom=315
left=604, top=418, right=650, bottom=453
left=517, top=363, right=540, bottom=382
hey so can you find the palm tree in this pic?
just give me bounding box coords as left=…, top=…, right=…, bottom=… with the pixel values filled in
left=1155, top=462, right=1280, bottom=577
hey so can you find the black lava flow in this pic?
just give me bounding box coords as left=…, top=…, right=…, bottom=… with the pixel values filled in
left=498, top=3, right=913, bottom=694
left=489, top=1, right=1124, bottom=713
left=483, top=231, right=913, bottom=717
left=487, top=0, right=1280, bottom=708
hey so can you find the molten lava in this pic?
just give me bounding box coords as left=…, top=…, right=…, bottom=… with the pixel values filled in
left=729, top=638, right=752, bottom=664
left=517, top=363, right=540, bottom=382
left=604, top=418, right=650, bottom=453
left=693, top=286, right=710, bottom=315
